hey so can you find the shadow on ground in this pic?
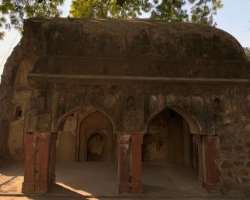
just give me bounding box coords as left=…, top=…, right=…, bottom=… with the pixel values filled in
left=1, top=161, right=249, bottom=200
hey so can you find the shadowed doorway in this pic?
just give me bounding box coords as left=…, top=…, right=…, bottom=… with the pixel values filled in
left=78, top=111, right=115, bottom=162
left=142, top=108, right=202, bottom=195
left=56, top=110, right=117, bottom=196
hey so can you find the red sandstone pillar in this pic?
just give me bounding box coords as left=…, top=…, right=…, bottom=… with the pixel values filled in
left=118, top=133, right=143, bottom=193
left=118, top=135, right=131, bottom=193
left=202, top=135, right=220, bottom=190
left=49, top=132, right=57, bottom=185
left=22, top=132, right=56, bottom=194
left=197, top=135, right=204, bottom=184
left=22, top=132, right=36, bottom=193
left=130, top=133, right=143, bottom=193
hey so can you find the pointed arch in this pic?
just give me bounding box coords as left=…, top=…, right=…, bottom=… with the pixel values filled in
left=55, top=106, right=116, bottom=134
left=146, top=106, right=202, bottom=135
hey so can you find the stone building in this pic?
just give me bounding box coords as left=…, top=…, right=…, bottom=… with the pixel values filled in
left=0, top=18, right=250, bottom=194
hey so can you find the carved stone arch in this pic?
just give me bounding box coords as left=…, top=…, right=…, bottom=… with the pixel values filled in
left=55, top=106, right=82, bottom=132
left=169, top=106, right=202, bottom=135
left=79, top=108, right=116, bottom=134
left=55, top=106, right=116, bottom=134
left=55, top=106, right=116, bottom=161
left=146, top=105, right=202, bottom=135
left=78, top=108, right=116, bottom=162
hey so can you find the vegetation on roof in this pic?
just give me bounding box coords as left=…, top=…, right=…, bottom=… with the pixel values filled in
left=0, top=0, right=223, bottom=39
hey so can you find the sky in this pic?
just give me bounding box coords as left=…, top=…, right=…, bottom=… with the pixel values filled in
left=0, top=0, right=250, bottom=75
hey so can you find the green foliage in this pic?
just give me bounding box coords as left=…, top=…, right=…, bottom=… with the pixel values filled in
left=0, top=0, right=223, bottom=39
left=70, top=0, right=150, bottom=19
left=151, top=0, right=188, bottom=22
left=189, top=0, right=223, bottom=25
left=0, top=0, right=64, bottom=38
left=70, top=0, right=223, bottom=25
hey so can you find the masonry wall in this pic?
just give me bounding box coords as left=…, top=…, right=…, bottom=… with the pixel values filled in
left=1, top=59, right=250, bottom=192
left=2, top=68, right=250, bottom=188
left=1, top=18, right=250, bottom=193
left=45, top=83, right=250, bottom=192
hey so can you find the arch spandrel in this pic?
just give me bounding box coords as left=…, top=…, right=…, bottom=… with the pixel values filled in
left=146, top=105, right=202, bottom=135
left=55, top=106, right=116, bottom=134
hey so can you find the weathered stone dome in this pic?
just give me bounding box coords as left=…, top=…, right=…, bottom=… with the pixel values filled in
left=24, top=18, right=249, bottom=78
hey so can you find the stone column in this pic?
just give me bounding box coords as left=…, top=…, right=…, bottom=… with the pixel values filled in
left=130, top=133, right=143, bottom=193
left=118, top=135, right=131, bottom=193
left=22, top=131, right=57, bottom=194
left=48, top=132, right=57, bottom=185
left=197, top=135, right=204, bottom=184
left=202, top=135, right=220, bottom=190
left=118, top=133, right=143, bottom=193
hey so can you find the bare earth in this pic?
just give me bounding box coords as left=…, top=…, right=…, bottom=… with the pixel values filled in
left=0, top=161, right=248, bottom=199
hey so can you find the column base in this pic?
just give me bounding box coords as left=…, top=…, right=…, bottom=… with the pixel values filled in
left=118, top=183, right=130, bottom=193
left=22, top=181, right=49, bottom=194
left=131, top=181, right=143, bottom=193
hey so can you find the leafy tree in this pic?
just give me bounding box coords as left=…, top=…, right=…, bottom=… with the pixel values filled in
left=71, top=0, right=223, bottom=25
left=0, top=0, right=64, bottom=39
left=0, top=0, right=223, bottom=39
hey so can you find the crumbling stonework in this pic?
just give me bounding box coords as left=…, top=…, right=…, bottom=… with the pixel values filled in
left=1, top=18, right=250, bottom=193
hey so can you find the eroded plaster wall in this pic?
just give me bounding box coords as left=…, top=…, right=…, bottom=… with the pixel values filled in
left=2, top=72, right=250, bottom=191
left=7, top=57, right=36, bottom=160
left=143, top=108, right=192, bottom=167
left=44, top=84, right=250, bottom=191
left=57, top=114, right=77, bottom=161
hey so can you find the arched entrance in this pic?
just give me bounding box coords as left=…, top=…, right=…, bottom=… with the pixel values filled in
left=55, top=110, right=117, bottom=195
left=78, top=111, right=115, bottom=162
left=142, top=108, right=202, bottom=194
left=56, top=110, right=115, bottom=162
left=22, top=107, right=220, bottom=194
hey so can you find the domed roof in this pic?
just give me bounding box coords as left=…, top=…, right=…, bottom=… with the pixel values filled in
left=26, top=18, right=246, bottom=61
left=24, top=18, right=249, bottom=79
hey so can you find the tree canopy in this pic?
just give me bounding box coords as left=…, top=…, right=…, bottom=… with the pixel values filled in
left=0, top=0, right=63, bottom=39
left=71, top=0, right=222, bottom=25
left=0, top=0, right=223, bottom=39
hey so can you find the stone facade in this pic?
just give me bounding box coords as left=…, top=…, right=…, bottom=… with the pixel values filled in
left=1, top=18, right=250, bottom=193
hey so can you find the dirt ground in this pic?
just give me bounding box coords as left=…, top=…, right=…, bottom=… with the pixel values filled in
left=0, top=161, right=248, bottom=200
